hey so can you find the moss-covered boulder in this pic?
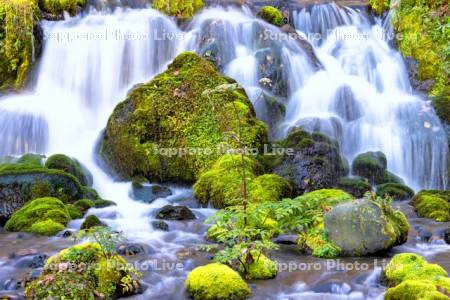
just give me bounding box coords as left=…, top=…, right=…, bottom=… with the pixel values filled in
left=337, top=176, right=371, bottom=198
left=73, top=198, right=95, bottom=213
left=185, top=263, right=250, bottom=300
left=45, top=154, right=92, bottom=186
left=376, top=183, right=414, bottom=201
left=152, top=0, right=203, bottom=19
left=0, top=0, right=41, bottom=92
left=384, top=253, right=450, bottom=300
left=26, top=242, right=141, bottom=299
left=5, top=197, right=70, bottom=235
left=273, top=127, right=347, bottom=195
left=240, top=250, right=277, bottom=280
left=411, top=190, right=450, bottom=222
left=324, top=196, right=409, bottom=256
left=93, top=199, right=116, bottom=208
left=100, top=52, right=268, bottom=183
left=257, top=6, right=283, bottom=26
left=39, top=0, right=86, bottom=17
left=193, top=154, right=291, bottom=208
left=80, top=215, right=105, bottom=230
left=351, top=151, right=405, bottom=185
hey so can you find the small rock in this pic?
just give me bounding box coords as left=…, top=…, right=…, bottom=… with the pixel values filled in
left=155, top=205, right=196, bottom=220
left=438, top=228, right=450, bottom=244
left=272, top=234, right=299, bottom=245
left=14, top=254, right=47, bottom=269
left=61, top=230, right=73, bottom=238
left=414, top=225, right=432, bottom=242
left=151, top=220, right=169, bottom=231
left=117, top=243, right=147, bottom=256
left=1, top=278, right=17, bottom=290
left=131, top=183, right=172, bottom=203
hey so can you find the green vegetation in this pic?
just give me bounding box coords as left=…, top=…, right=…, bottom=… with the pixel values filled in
left=5, top=197, right=70, bottom=235
left=368, top=0, right=390, bottom=14
left=376, top=183, right=414, bottom=200
left=26, top=239, right=141, bottom=299
left=0, top=0, right=40, bottom=91
left=411, top=190, right=450, bottom=221
left=101, top=52, right=268, bottom=183
left=384, top=253, right=450, bottom=300
left=392, top=0, right=450, bottom=123
left=337, top=177, right=371, bottom=198
left=257, top=6, right=283, bottom=26
left=73, top=198, right=95, bottom=213
left=45, top=154, right=91, bottom=186
left=80, top=215, right=105, bottom=230
left=40, top=0, right=86, bottom=16
left=152, top=0, right=204, bottom=19
left=185, top=263, right=251, bottom=300
left=194, top=154, right=291, bottom=208
left=239, top=250, right=277, bottom=280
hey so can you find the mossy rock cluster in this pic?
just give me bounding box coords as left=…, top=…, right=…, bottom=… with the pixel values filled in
left=376, top=183, right=415, bottom=201
left=384, top=253, right=450, bottom=300
left=257, top=6, right=283, bottom=26
left=194, top=154, right=291, bottom=208
left=5, top=197, right=70, bottom=236
left=391, top=0, right=449, bottom=123
left=152, top=0, right=204, bottom=19
left=101, top=52, right=268, bottom=183
left=411, top=190, right=450, bottom=222
left=337, top=176, right=371, bottom=198
left=26, top=243, right=141, bottom=299
left=185, top=263, right=251, bottom=300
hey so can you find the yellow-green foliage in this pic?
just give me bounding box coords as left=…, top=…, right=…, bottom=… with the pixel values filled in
left=368, top=0, right=390, bottom=14
left=384, top=253, right=450, bottom=299
left=411, top=190, right=450, bottom=222
left=392, top=0, right=450, bottom=122
left=40, top=0, right=86, bottom=15
left=0, top=0, right=40, bottom=91
left=185, top=263, right=251, bottom=300
left=193, top=154, right=291, bottom=208
left=26, top=243, right=141, bottom=299
left=257, top=6, right=283, bottom=26
left=240, top=250, right=277, bottom=280
left=101, top=52, right=268, bottom=183
left=152, top=0, right=204, bottom=19
left=5, top=197, right=70, bottom=236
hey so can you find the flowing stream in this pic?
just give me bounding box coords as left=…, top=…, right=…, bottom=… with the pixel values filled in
left=0, top=3, right=449, bottom=299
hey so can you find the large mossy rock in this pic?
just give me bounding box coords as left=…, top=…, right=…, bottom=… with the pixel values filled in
left=324, top=198, right=409, bottom=256
left=337, top=176, right=371, bottom=198
left=185, top=263, right=251, bottom=300
left=26, top=242, right=141, bottom=299
left=45, top=154, right=93, bottom=186
left=257, top=6, right=283, bottom=26
left=384, top=253, right=450, bottom=300
left=0, top=0, right=41, bottom=92
left=152, top=0, right=203, bottom=19
left=351, top=151, right=404, bottom=185
left=193, top=154, right=292, bottom=208
left=273, top=127, right=347, bottom=195
left=376, top=183, right=414, bottom=201
left=5, top=197, right=70, bottom=235
left=100, top=52, right=268, bottom=183
left=411, top=190, right=450, bottom=222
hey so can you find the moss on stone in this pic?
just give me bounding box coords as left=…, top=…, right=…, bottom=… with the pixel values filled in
left=40, top=0, right=86, bottom=16
left=337, top=176, right=371, bottom=198
left=411, top=190, right=450, bottom=222
left=17, top=153, right=44, bottom=166
left=368, top=0, right=390, bottom=15
left=302, top=231, right=341, bottom=258
left=385, top=280, right=449, bottom=300
left=80, top=214, right=104, bottom=230
left=73, top=198, right=95, bottom=213
left=185, top=263, right=251, bottom=300
left=0, top=0, right=40, bottom=91
left=66, top=204, right=83, bottom=219
left=194, top=154, right=291, bottom=208
left=257, top=6, right=283, bottom=26
left=5, top=197, right=70, bottom=235
left=101, top=52, right=268, bottom=183
left=240, top=250, right=277, bottom=280
left=376, top=183, right=414, bottom=200
left=352, top=151, right=387, bottom=184
left=93, top=199, right=116, bottom=208
left=45, top=154, right=91, bottom=186
left=152, top=0, right=204, bottom=19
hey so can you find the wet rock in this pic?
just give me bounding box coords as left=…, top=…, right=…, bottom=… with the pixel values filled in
left=10, top=249, right=38, bottom=259
left=325, top=198, right=409, bottom=256
left=155, top=205, right=196, bottom=220
left=151, top=220, right=169, bottom=231
left=438, top=228, right=450, bottom=244
left=376, top=183, right=414, bottom=200
left=331, top=85, right=363, bottom=122
left=117, top=243, right=148, bottom=256
left=61, top=230, right=74, bottom=238
left=337, top=176, right=371, bottom=198
left=272, top=234, right=299, bottom=245
left=80, top=215, right=105, bottom=230
left=414, top=225, right=432, bottom=242
left=351, top=151, right=404, bottom=185
left=1, top=278, right=17, bottom=290
left=14, top=254, right=47, bottom=269
left=130, top=183, right=172, bottom=203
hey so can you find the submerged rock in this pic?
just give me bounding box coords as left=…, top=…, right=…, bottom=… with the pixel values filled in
left=130, top=183, right=172, bottom=203
left=151, top=220, right=169, bottom=231
left=117, top=243, right=149, bottom=256
left=411, top=190, right=450, bottom=222
left=324, top=198, right=409, bottom=256
left=156, top=205, right=196, bottom=220
left=185, top=263, right=250, bottom=300
left=100, top=52, right=268, bottom=183
left=273, top=127, right=347, bottom=195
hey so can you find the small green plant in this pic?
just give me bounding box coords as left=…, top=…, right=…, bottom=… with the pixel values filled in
left=77, top=226, right=125, bottom=259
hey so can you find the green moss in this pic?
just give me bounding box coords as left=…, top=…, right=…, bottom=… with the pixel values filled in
left=45, top=154, right=90, bottom=186
left=337, top=177, right=371, bottom=198
left=17, top=153, right=44, bottom=166
left=376, top=183, right=414, bottom=200
left=385, top=280, right=449, bottom=300
left=101, top=52, right=268, bottom=183
left=352, top=151, right=387, bottom=184
left=93, top=199, right=116, bottom=208
left=194, top=154, right=291, bottom=208
left=240, top=250, right=277, bottom=280
left=302, top=231, right=341, bottom=258
left=5, top=197, right=70, bottom=236
left=392, top=1, right=450, bottom=123
left=80, top=215, right=104, bottom=230
left=30, top=180, right=52, bottom=199
left=73, top=198, right=95, bottom=213
left=40, top=0, right=86, bottom=16
left=0, top=0, right=40, bottom=91
left=185, top=263, right=251, bottom=300
left=257, top=6, right=283, bottom=26
left=368, top=0, right=390, bottom=14
left=66, top=204, right=83, bottom=219
left=294, top=189, right=354, bottom=207
left=152, top=0, right=204, bottom=19
left=411, top=190, right=450, bottom=222
left=26, top=243, right=141, bottom=299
